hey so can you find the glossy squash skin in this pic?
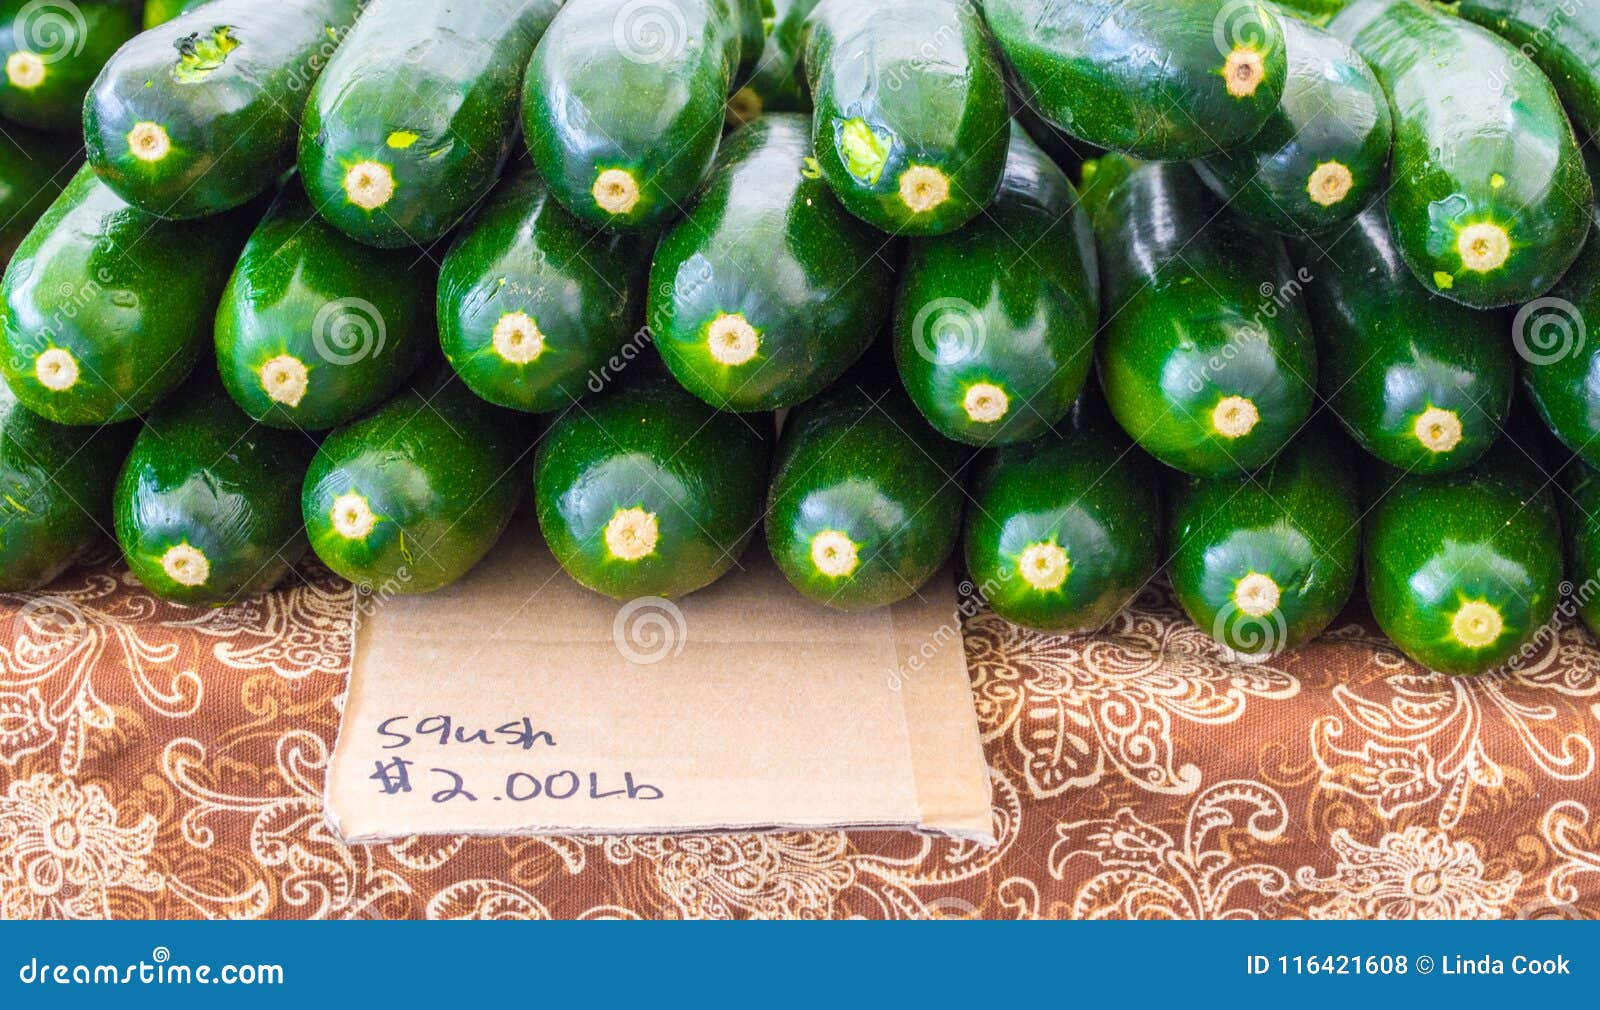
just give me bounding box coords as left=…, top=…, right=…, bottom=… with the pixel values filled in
left=648, top=114, right=891, bottom=412
left=964, top=393, right=1159, bottom=633
left=985, top=0, right=1288, bottom=160
left=0, top=0, right=139, bottom=133
left=114, top=378, right=316, bottom=607
left=766, top=373, right=963, bottom=610
left=439, top=162, right=650, bottom=414
left=1521, top=199, right=1600, bottom=471
left=1194, top=14, right=1391, bottom=235
left=214, top=180, right=436, bottom=431
left=1365, top=451, right=1563, bottom=675
left=299, top=0, right=561, bottom=247
left=534, top=368, right=769, bottom=600
left=302, top=372, right=536, bottom=594
left=804, top=0, right=1009, bottom=235
left=1085, top=156, right=1316, bottom=476
left=522, top=0, right=750, bottom=232
left=893, top=124, right=1098, bottom=446
left=1293, top=207, right=1512, bottom=473
left=0, top=165, right=257, bottom=424
left=85, top=0, right=365, bottom=219
left=1332, top=0, right=1592, bottom=308
left=1167, top=421, right=1361, bottom=659
left=0, top=380, right=135, bottom=590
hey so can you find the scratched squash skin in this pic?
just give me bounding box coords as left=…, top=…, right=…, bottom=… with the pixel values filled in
left=299, top=0, right=561, bottom=247
left=804, top=0, right=1009, bottom=235
left=1332, top=0, right=1591, bottom=308
left=534, top=368, right=769, bottom=601
left=986, top=0, right=1288, bottom=160
left=114, top=378, right=315, bottom=607
left=303, top=372, right=535, bottom=594
left=0, top=381, right=136, bottom=591
left=85, top=0, right=364, bottom=219
left=1083, top=155, right=1316, bottom=477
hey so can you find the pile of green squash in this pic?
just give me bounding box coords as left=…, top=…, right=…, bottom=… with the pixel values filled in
left=2, top=0, right=1599, bottom=676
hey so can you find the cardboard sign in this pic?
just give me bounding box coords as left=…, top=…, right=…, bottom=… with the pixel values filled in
left=324, top=512, right=994, bottom=844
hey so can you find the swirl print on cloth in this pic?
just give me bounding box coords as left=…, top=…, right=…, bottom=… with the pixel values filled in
left=1, top=563, right=1598, bottom=919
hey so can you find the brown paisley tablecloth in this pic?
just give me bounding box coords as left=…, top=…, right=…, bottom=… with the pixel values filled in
left=2, top=556, right=1599, bottom=920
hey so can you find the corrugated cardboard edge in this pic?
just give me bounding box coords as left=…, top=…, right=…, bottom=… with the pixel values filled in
left=323, top=568, right=995, bottom=847
left=894, top=579, right=995, bottom=844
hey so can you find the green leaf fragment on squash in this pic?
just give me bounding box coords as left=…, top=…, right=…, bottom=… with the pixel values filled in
left=836, top=118, right=892, bottom=186
left=172, top=27, right=240, bottom=84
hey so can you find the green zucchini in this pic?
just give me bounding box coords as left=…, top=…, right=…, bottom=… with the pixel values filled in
left=1011, top=97, right=1102, bottom=183
left=804, top=0, right=1009, bottom=234
left=0, top=121, right=78, bottom=261
left=727, top=0, right=818, bottom=125
left=964, top=393, right=1159, bottom=633
left=214, top=179, right=435, bottom=431
left=84, top=0, right=365, bottom=219
left=1085, top=156, right=1317, bottom=476
left=893, top=123, right=1097, bottom=445
left=522, top=0, right=749, bottom=232
left=1193, top=14, right=1390, bottom=235
left=534, top=368, right=768, bottom=600
left=1332, top=0, right=1591, bottom=308
left=0, top=0, right=138, bottom=133
left=767, top=373, right=962, bottom=610
left=0, top=380, right=135, bottom=591
left=0, top=165, right=256, bottom=424
left=1559, top=457, right=1600, bottom=640
left=1168, top=421, right=1360, bottom=659
left=439, top=162, right=650, bottom=414
left=143, top=0, right=208, bottom=30
left=1521, top=196, right=1600, bottom=470
left=1365, top=452, right=1562, bottom=675
left=303, top=372, right=533, bottom=594
left=647, top=113, right=889, bottom=411
left=1293, top=208, right=1512, bottom=473
left=1460, top=0, right=1600, bottom=141
left=114, top=378, right=314, bottom=607
left=986, top=0, right=1288, bottom=160
left=299, top=0, right=560, bottom=248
